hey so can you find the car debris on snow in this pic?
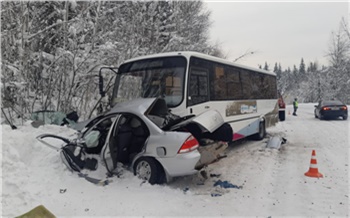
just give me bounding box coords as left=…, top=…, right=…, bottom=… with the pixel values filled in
left=266, top=136, right=287, bottom=150
left=213, top=180, right=242, bottom=189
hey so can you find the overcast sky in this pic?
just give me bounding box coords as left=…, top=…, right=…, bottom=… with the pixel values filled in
left=205, top=1, right=348, bottom=71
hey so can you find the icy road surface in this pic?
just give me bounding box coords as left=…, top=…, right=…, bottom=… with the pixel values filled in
left=1, top=103, right=349, bottom=217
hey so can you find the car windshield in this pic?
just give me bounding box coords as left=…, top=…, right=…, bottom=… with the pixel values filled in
left=112, top=57, right=187, bottom=108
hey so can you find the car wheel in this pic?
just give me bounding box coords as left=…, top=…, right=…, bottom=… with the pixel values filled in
left=252, top=121, right=266, bottom=140
left=134, top=157, right=165, bottom=185
left=343, top=115, right=348, bottom=120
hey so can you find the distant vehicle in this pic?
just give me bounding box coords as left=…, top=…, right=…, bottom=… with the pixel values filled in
left=101, top=51, right=278, bottom=141
left=37, top=98, right=232, bottom=184
left=314, top=99, right=348, bottom=120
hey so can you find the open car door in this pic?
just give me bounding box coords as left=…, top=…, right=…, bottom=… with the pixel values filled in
left=101, top=114, right=122, bottom=174
left=101, top=113, right=142, bottom=175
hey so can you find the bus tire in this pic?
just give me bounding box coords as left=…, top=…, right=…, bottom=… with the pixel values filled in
left=252, top=121, right=266, bottom=140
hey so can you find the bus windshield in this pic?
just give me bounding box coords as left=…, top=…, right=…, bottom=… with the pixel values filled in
left=112, top=57, right=187, bottom=108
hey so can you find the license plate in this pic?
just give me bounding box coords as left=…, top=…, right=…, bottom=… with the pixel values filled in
left=331, top=107, right=340, bottom=110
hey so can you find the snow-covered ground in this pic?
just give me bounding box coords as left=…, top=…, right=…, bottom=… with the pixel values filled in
left=1, top=104, right=349, bottom=217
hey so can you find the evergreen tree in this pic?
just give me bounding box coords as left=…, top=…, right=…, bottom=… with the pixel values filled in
left=307, top=62, right=312, bottom=72
left=263, top=62, right=269, bottom=71
left=273, top=63, right=278, bottom=73
left=299, top=58, right=306, bottom=74
left=307, top=61, right=318, bottom=72
left=274, top=62, right=282, bottom=81
left=292, top=65, right=298, bottom=75
left=278, top=63, right=282, bottom=74
left=286, top=67, right=291, bottom=74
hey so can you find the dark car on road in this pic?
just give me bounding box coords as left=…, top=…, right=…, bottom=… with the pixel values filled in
left=314, top=100, right=348, bottom=120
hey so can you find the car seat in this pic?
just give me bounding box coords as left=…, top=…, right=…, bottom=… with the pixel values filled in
left=115, top=118, right=133, bottom=164
left=129, top=117, right=149, bottom=155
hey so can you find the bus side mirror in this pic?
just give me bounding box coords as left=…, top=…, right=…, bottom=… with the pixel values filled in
left=99, top=73, right=105, bottom=97
left=98, top=66, right=118, bottom=99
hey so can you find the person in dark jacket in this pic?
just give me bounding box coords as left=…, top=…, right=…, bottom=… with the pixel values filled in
left=293, top=98, right=298, bottom=116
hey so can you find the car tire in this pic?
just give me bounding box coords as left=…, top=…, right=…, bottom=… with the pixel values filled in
left=251, top=121, right=266, bottom=140
left=134, top=157, right=165, bottom=185
left=343, top=115, right=348, bottom=120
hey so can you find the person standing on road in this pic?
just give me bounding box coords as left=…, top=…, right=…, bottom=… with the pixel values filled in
left=293, top=98, right=298, bottom=116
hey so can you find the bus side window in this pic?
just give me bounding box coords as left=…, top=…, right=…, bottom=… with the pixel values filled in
left=240, top=70, right=253, bottom=99
left=250, top=73, right=262, bottom=99
left=211, top=65, right=227, bottom=100
left=188, top=68, right=209, bottom=106
left=226, top=67, right=243, bottom=100
left=266, top=75, right=277, bottom=99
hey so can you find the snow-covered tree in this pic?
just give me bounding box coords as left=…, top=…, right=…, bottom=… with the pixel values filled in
left=263, top=62, right=269, bottom=71
left=1, top=0, right=219, bottom=120
left=299, top=58, right=306, bottom=75
left=325, top=18, right=350, bottom=103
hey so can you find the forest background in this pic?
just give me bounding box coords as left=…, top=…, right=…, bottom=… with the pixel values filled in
left=1, top=1, right=350, bottom=121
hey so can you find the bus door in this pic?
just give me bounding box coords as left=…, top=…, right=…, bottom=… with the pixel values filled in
left=187, top=67, right=210, bottom=115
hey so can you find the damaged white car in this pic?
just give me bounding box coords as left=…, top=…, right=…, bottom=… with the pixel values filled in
left=37, top=98, right=233, bottom=184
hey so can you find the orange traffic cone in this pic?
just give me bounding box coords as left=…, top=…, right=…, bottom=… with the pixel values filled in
left=305, top=150, right=323, bottom=178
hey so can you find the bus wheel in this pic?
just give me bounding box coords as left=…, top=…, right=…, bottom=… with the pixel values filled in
left=252, top=121, right=266, bottom=140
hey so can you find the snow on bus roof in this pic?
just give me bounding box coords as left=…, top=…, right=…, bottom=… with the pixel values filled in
left=122, top=51, right=276, bottom=76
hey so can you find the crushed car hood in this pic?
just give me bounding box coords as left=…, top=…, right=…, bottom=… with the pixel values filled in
left=107, top=98, right=156, bottom=116
left=169, top=110, right=224, bottom=133
left=144, top=98, right=225, bottom=133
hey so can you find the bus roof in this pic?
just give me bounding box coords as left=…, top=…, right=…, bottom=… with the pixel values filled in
left=121, top=51, right=276, bottom=76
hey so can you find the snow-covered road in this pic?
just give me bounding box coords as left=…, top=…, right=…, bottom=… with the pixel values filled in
left=1, top=104, right=349, bottom=217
